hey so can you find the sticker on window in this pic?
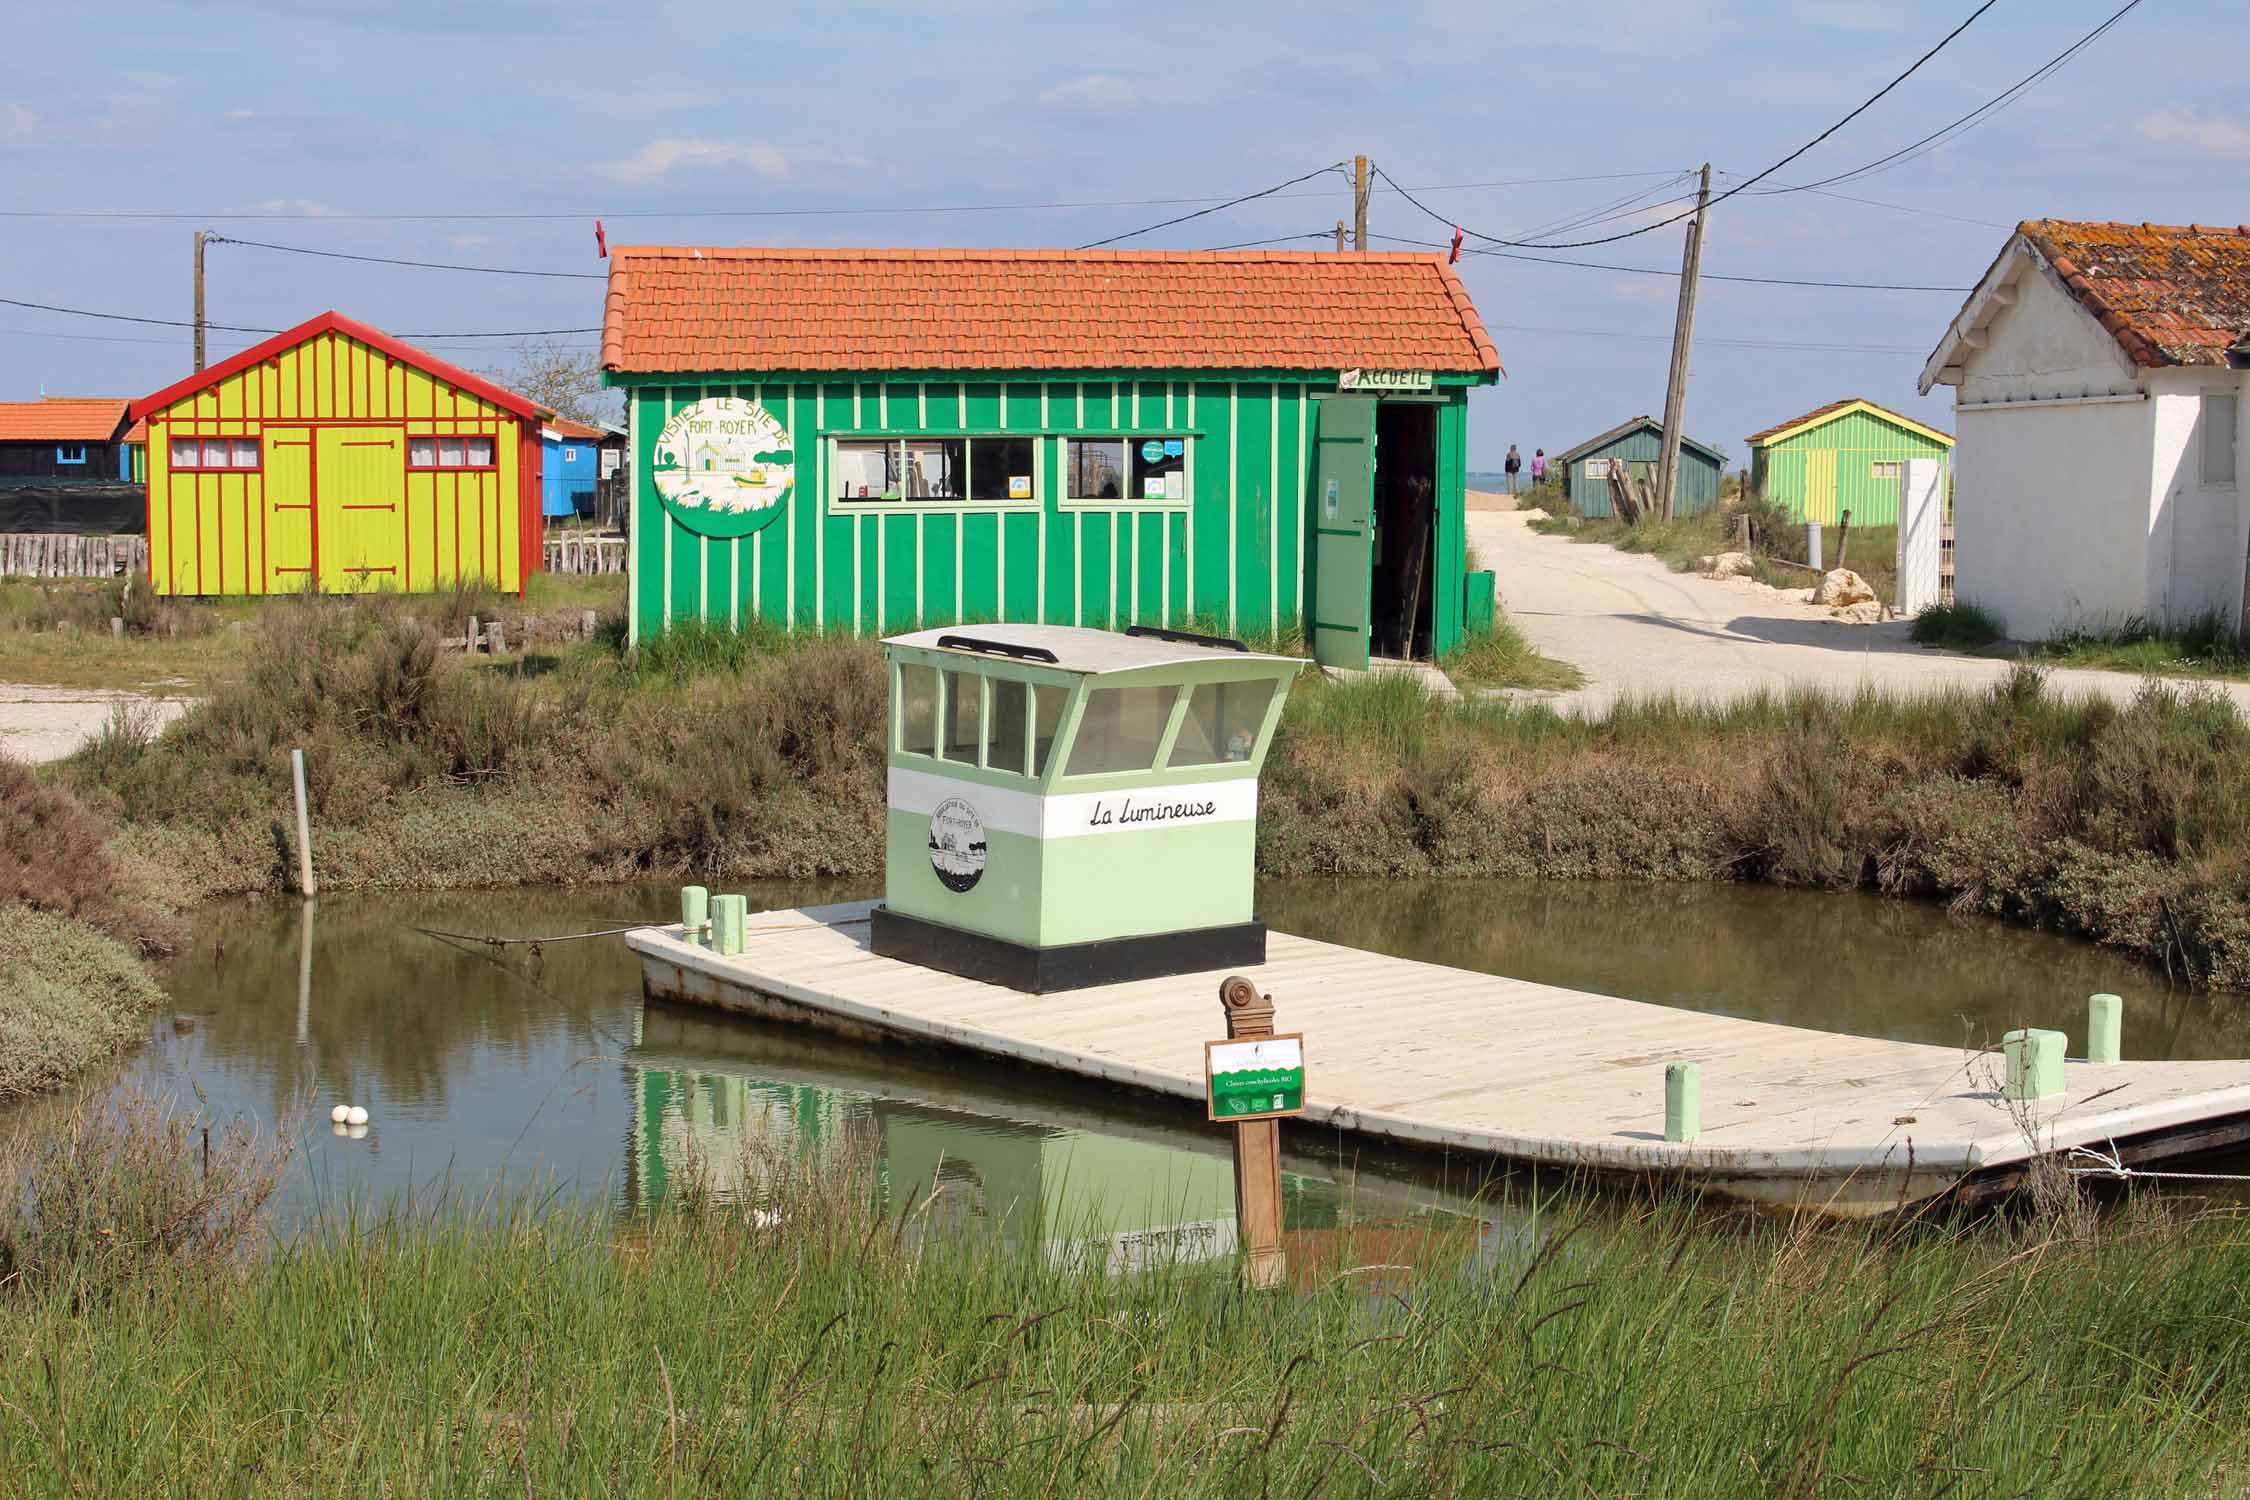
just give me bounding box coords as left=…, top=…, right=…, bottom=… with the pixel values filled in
left=1324, top=478, right=1340, bottom=521
left=1141, top=439, right=1165, bottom=464
left=1008, top=475, right=1032, bottom=499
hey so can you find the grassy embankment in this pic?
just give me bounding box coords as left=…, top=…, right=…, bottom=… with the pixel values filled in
left=1, top=1095, right=2247, bottom=1495
left=1527, top=486, right=1900, bottom=605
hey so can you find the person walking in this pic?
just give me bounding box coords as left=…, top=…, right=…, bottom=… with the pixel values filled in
left=1503, top=444, right=1522, bottom=494
left=1531, top=448, right=1547, bottom=488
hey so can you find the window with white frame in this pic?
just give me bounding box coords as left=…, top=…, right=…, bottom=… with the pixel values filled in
left=408, top=434, right=496, bottom=469
left=1870, top=460, right=1903, bottom=480
left=832, top=436, right=1034, bottom=504
left=2204, top=393, right=2238, bottom=487
left=1063, top=435, right=1185, bottom=503
left=167, top=435, right=261, bottom=470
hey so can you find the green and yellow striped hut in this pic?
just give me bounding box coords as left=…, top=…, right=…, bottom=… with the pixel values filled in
left=1745, top=397, right=1953, bottom=527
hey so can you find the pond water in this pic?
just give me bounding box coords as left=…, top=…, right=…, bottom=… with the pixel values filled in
left=53, top=879, right=2245, bottom=1247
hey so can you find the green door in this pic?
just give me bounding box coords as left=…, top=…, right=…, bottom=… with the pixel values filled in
left=1310, top=395, right=1376, bottom=670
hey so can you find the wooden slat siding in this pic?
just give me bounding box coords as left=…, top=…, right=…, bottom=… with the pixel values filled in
left=0, top=534, right=149, bottom=579
left=628, top=903, right=2250, bottom=1216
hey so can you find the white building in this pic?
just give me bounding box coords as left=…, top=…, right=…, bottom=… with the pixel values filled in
left=1920, top=220, right=2248, bottom=639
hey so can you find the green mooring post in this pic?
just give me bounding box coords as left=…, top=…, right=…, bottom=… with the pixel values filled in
left=2088, top=994, right=2123, bottom=1066
left=714, top=894, right=748, bottom=956
left=680, top=885, right=710, bottom=946
left=1665, top=1062, right=1701, bottom=1143
left=2002, top=1028, right=2067, bottom=1101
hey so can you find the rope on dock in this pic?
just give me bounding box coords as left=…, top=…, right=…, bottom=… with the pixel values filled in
left=2063, top=1143, right=2250, bottom=1184
left=413, top=923, right=648, bottom=949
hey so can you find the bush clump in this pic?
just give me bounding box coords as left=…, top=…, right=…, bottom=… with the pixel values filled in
left=0, top=907, right=164, bottom=1100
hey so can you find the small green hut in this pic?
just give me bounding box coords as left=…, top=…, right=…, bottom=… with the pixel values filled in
left=1745, top=398, right=1953, bottom=527
left=599, top=247, right=1503, bottom=668
left=1548, top=415, right=1727, bottom=519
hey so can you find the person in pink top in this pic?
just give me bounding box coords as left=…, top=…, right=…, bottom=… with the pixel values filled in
left=1530, top=449, right=1547, bottom=485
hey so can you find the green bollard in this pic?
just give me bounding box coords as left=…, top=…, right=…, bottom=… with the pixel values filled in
left=2002, top=1028, right=2066, bottom=1101
left=680, top=885, right=709, bottom=946
left=1665, top=1062, right=1701, bottom=1144
left=714, top=894, right=748, bottom=956
left=2087, top=994, right=2122, bottom=1066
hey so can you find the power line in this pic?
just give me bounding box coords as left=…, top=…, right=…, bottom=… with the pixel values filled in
left=1381, top=0, right=1999, bottom=250
left=0, top=294, right=597, bottom=341
left=0, top=171, right=1683, bottom=225
left=1739, top=0, right=2144, bottom=195
left=206, top=235, right=604, bottom=280
left=1368, top=232, right=1969, bottom=291
left=1076, top=162, right=1348, bottom=249
left=1714, top=177, right=2010, bottom=230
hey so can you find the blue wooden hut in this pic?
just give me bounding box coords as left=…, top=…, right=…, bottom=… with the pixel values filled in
left=540, top=417, right=610, bottom=520
left=1550, top=415, right=1727, bottom=519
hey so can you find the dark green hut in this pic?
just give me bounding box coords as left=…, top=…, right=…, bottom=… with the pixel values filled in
left=1550, top=415, right=1727, bottom=519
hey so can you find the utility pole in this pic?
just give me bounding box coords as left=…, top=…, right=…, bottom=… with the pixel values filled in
left=1654, top=163, right=1711, bottom=522
left=1334, top=219, right=1348, bottom=253
left=1352, top=155, right=1370, bottom=253
left=192, top=230, right=207, bottom=372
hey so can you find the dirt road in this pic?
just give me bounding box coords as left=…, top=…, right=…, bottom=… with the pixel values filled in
left=0, top=684, right=189, bottom=763
left=1469, top=510, right=2250, bottom=716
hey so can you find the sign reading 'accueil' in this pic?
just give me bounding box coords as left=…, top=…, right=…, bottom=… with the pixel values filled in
left=651, top=397, right=794, bottom=537
left=1206, top=1035, right=1307, bottom=1121
left=1338, top=368, right=1434, bottom=393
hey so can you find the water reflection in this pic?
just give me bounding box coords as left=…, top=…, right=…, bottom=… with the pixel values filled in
left=35, top=876, right=2237, bottom=1237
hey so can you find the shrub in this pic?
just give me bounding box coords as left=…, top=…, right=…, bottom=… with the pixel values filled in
left=0, top=757, right=172, bottom=948
left=1912, top=600, right=2005, bottom=648
left=0, top=907, right=163, bottom=1100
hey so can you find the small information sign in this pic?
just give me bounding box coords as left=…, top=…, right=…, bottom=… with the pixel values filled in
left=1338, top=368, right=1434, bottom=393
left=1205, top=1034, right=1306, bottom=1121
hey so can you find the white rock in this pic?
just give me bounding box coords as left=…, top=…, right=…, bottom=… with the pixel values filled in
left=1813, top=568, right=1877, bottom=608
left=1698, top=550, right=1755, bottom=580
left=345, top=1105, right=370, bottom=1126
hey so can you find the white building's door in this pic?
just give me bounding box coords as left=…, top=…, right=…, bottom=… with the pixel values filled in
left=1896, top=458, right=1945, bottom=615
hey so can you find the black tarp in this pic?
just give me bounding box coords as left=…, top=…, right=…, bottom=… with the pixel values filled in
left=0, top=483, right=145, bottom=535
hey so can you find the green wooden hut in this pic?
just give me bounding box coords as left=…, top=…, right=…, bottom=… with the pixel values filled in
left=598, top=247, right=1504, bottom=668
left=1745, top=398, right=1953, bottom=527
left=1549, top=415, right=1727, bottom=519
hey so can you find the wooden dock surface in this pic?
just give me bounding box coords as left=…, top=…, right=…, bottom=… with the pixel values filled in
left=627, top=902, right=2250, bottom=1213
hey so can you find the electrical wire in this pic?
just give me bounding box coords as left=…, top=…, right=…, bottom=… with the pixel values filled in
left=0, top=294, right=597, bottom=341
left=1075, top=162, right=1348, bottom=249
left=0, top=170, right=1685, bottom=225
left=1367, top=232, right=1970, bottom=291
left=1735, top=0, right=2144, bottom=195
left=1380, top=0, right=2000, bottom=250
left=205, top=235, right=604, bottom=280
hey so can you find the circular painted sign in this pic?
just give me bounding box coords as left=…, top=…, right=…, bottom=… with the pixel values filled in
left=928, top=797, right=987, bottom=894
left=1140, top=439, right=1166, bottom=464
left=650, top=397, right=794, bottom=538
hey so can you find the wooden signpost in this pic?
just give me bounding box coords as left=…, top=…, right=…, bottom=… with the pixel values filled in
left=1209, top=976, right=1304, bottom=1290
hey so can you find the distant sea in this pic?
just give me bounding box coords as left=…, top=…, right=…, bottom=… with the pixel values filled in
left=1465, top=470, right=1512, bottom=489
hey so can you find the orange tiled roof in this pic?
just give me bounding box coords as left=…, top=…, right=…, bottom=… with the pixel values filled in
left=2020, top=220, right=2250, bottom=368
left=122, top=418, right=149, bottom=444
left=547, top=416, right=610, bottom=441
left=599, top=247, right=1502, bottom=377
left=0, top=397, right=131, bottom=443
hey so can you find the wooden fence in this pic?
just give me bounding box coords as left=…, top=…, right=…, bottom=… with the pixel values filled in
left=543, top=535, right=627, bottom=576
left=0, top=533, right=147, bottom=580
left=1940, top=525, right=1955, bottom=606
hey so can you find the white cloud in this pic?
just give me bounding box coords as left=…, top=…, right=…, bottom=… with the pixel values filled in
left=1037, top=74, right=1136, bottom=118
left=2133, top=107, right=2250, bottom=162
left=255, top=198, right=335, bottom=217
left=602, top=138, right=790, bottom=186
left=0, top=102, right=38, bottom=146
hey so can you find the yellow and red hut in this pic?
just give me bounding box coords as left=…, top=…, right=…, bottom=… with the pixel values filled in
left=128, top=311, right=548, bottom=596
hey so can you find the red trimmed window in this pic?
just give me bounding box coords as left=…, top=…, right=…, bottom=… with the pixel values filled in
left=168, top=435, right=261, bottom=471
left=407, top=435, right=497, bottom=470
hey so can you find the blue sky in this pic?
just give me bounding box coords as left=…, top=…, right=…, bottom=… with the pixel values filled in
left=3, top=0, right=2243, bottom=468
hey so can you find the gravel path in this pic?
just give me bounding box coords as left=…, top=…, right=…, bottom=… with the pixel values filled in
left=0, top=684, right=190, bottom=763
left=1468, top=510, right=2250, bottom=717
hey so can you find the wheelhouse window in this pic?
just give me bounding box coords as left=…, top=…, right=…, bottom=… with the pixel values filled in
left=167, top=435, right=261, bottom=470
left=1063, top=436, right=1186, bottom=503
left=407, top=434, right=497, bottom=470
left=1169, top=680, right=1276, bottom=767
left=834, top=437, right=1033, bottom=504
left=1065, top=685, right=1178, bottom=776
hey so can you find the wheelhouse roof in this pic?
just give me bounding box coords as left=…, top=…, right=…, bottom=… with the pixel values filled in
left=128, top=310, right=545, bottom=423
left=883, top=624, right=1302, bottom=675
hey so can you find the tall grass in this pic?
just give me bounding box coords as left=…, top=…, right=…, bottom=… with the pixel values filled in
left=0, top=1100, right=2243, bottom=1494
left=2031, top=611, right=2250, bottom=680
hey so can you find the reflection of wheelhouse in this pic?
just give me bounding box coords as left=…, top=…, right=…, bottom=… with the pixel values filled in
left=873, top=624, right=1303, bottom=992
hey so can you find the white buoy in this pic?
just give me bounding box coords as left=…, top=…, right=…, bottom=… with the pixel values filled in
left=330, top=1104, right=350, bottom=1124
left=345, top=1105, right=369, bottom=1127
